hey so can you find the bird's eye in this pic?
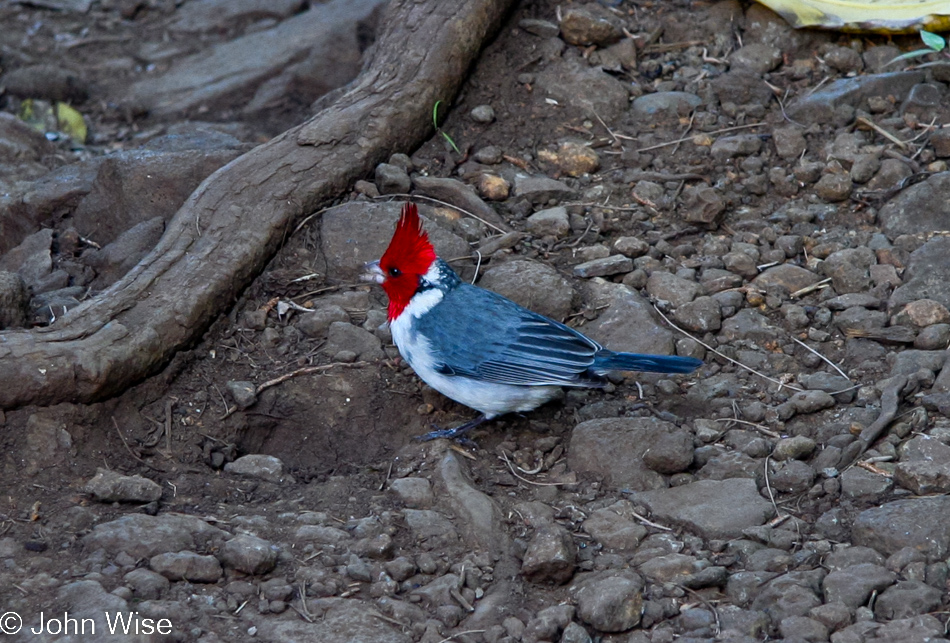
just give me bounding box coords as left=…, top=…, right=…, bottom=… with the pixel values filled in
left=388, top=267, right=401, bottom=277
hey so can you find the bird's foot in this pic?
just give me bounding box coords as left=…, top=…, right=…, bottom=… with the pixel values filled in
left=414, top=415, right=488, bottom=442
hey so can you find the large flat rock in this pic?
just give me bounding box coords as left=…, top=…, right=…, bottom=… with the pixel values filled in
left=126, top=0, right=384, bottom=115
left=629, top=478, right=774, bottom=539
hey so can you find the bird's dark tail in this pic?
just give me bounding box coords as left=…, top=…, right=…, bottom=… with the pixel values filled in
left=593, top=351, right=702, bottom=374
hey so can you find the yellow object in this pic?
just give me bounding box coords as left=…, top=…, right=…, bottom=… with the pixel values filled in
left=55, top=102, right=87, bottom=144
left=755, top=0, right=950, bottom=33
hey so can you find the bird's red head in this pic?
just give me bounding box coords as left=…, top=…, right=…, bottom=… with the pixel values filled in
left=378, top=203, right=437, bottom=322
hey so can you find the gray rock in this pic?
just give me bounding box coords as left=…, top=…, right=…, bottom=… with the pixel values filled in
left=822, top=563, right=896, bottom=609
left=808, top=601, right=853, bottom=631
left=582, top=502, right=648, bottom=550
left=50, top=580, right=147, bottom=642
left=411, top=175, right=508, bottom=231
left=82, top=513, right=227, bottom=559
left=436, top=451, right=508, bottom=557
left=519, top=18, right=560, bottom=38
left=403, top=509, right=458, bottom=542
left=613, top=236, right=649, bottom=258
left=697, top=450, right=760, bottom=481
left=673, top=296, right=722, bottom=332
left=479, top=259, right=574, bottom=321
left=888, top=349, right=946, bottom=377
left=874, top=580, right=943, bottom=620
left=787, top=71, right=924, bottom=125
left=219, top=534, right=277, bottom=575
left=323, top=321, right=384, bottom=361
left=646, top=271, right=700, bottom=307
left=568, top=417, right=690, bottom=490
left=0, top=271, right=29, bottom=329
left=638, top=553, right=704, bottom=583
left=711, top=134, right=763, bottom=160
left=559, top=3, right=623, bottom=46
left=825, top=292, right=882, bottom=310
left=834, top=614, right=946, bottom=642
left=772, top=436, right=816, bottom=461
left=224, top=454, right=289, bottom=483
left=815, top=173, right=853, bottom=202
left=294, top=524, right=351, bottom=545
left=723, top=251, right=758, bottom=279
left=24, top=412, right=74, bottom=476
left=891, top=236, right=950, bottom=312
left=3, top=63, right=88, bottom=102
left=513, top=173, right=578, bottom=203
left=825, top=45, right=864, bottom=73
left=574, top=574, right=644, bottom=632
left=167, top=0, right=304, bottom=33
left=388, top=477, right=434, bottom=508
left=560, top=621, right=592, bottom=643
left=384, top=557, right=417, bottom=582
left=81, top=216, right=166, bottom=288
left=853, top=496, right=950, bottom=561
left=720, top=309, right=779, bottom=342
left=900, top=435, right=950, bottom=463
left=123, top=568, right=170, bottom=600
left=69, top=147, right=242, bottom=251
left=375, top=162, right=411, bottom=195
left=711, top=68, right=774, bottom=106
left=718, top=605, right=771, bottom=638
left=0, top=228, right=53, bottom=292
left=822, top=247, right=876, bottom=294
left=573, top=255, right=633, bottom=278
left=84, top=468, right=163, bottom=503
left=297, top=304, right=350, bottom=338
left=841, top=466, right=894, bottom=501
left=751, top=571, right=825, bottom=623
left=779, top=616, right=829, bottom=642
left=682, top=185, right=725, bottom=224
left=631, top=92, right=703, bottom=121
left=227, top=380, right=257, bottom=410
left=878, top=172, right=950, bottom=239
left=150, top=551, right=223, bottom=582
left=525, top=206, right=570, bottom=237
left=521, top=525, right=576, bottom=584
left=895, top=299, right=950, bottom=327
left=128, top=0, right=382, bottom=115
left=772, top=126, right=807, bottom=161
left=256, top=597, right=411, bottom=643
left=789, top=390, right=836, bottom=414
left=582, top=284, right=674, bottom=355
left=835, top=306, right=887, bottom=333
left=769, top=459, right=815, bottom=493
left=729, top=43, right=782, bottom=74
left=470, top=104, right=495, bottom=123
left=751, top=264, right=821, bottom=293
left=894, top=461, right=950, bottom=495
left=630, top=478, right=774, bottom=539
left=536, top=55, right=629, bottom=122
left=523, top=604, right=574, bottom=643
left=915, top=323, right=950, bottom=349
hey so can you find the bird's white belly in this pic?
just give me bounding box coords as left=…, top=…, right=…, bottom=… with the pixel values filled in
left=390, top=293, right=560, bottom=418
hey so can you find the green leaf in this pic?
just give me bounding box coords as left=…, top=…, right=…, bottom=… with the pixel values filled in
left=888, top=47, right=941, bottom=64
left=920, top=30, right=946, bottom=52
left=432, top=100, right=443, bottom=128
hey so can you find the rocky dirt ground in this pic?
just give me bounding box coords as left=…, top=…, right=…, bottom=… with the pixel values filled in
left=2, top=0, right=950, bottom=641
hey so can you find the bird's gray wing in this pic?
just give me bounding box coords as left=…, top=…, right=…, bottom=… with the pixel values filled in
left=413, top=283, right=603, bottom=386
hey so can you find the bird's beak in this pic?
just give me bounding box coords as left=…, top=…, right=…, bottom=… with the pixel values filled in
left=363, top=260, right=385, bottom=284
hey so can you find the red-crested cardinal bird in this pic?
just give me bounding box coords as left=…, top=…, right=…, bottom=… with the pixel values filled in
left=365, top=203, right=702, bottom=440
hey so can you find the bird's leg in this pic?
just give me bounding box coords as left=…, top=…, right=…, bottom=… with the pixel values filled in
left=414, top=414, right=489, bottom=442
